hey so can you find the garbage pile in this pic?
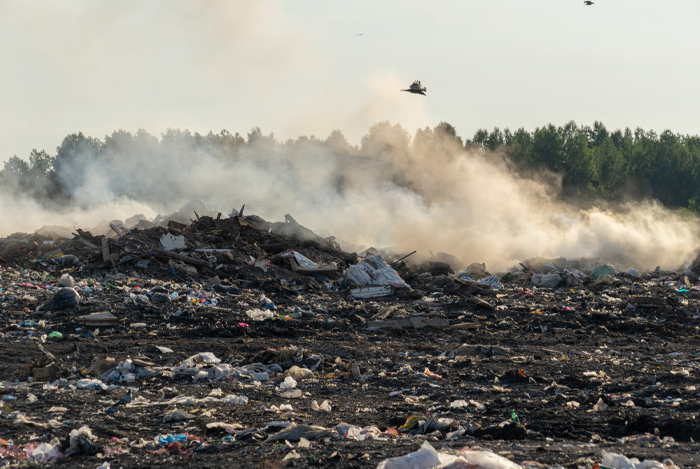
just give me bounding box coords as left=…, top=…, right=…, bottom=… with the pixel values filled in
left=1, top=202, right=699, bottom=467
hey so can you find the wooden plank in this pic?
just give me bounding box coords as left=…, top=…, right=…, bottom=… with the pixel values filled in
left=77, top=311, right=119, bottom=326
left=457, top=292, right=495, bottom=310
left=167, top=220, right=188, bottom=230
left=77, top=237, right=98, bottom=249
left=101, top=237, right=110, bottom=263
left=109, top=223, right=123, bottom=238
left=372, top=304, right=400, bottom=320
left=351, top=286, right=393, bottom=299
left=155, top=249, right=213, bottom=269
left=288, top=258, right=339, bottom=278
left=76, top=229, right=101, bottom=245
left=448, top=322, right=481, bottom=330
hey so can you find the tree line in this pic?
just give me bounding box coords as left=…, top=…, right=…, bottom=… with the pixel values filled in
left=2, top=121, right=699, bottom=213
left=466, top=121, right=700, bottom=212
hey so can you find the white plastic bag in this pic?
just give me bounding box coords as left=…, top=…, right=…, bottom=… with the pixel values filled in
left=453, top=450, right=523, bottom=469
left=281, top=251, right=319, bottom=269
left=376, top=443, right=524, bottom=469
left=58, top=273, right=75, bottom=287
left=601, top=450, right=667, bottom=469
left=311, top=400, right=332, bottom=412
left=280, top=376, right=297, bottom=389
left=346, top=256, right=408, bottom=288
left=29, top=443, right=62, bottom=462
left=246, top=308, right=276, bottom=321
left=478, top=275, right=503, bottom=290
left=376, top=442, right=457, bottom=469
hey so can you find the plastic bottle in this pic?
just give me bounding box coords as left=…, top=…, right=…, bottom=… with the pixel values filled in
left=260, top=295, right=276, bottom=310
left=510, top=410, right=520, bottom=425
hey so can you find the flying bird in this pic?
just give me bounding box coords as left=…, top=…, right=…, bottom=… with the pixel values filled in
left=357, top=33, right=365, bottom=36
left=401, top=80, right=427, bottom=96
left=583, top=1, right=594, bottom=5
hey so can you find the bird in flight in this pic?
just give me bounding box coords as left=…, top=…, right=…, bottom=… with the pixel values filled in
left=401, top=80, right=427, bottom=96
left=357, top=33, right=365, bottom=36
left=583, top=1, right=594, bottom=5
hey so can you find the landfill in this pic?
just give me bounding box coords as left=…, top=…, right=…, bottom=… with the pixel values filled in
left=1, top=202, right=700, bottom=468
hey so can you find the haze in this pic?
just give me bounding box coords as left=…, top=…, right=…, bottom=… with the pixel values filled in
left=2, top=0, right=700, bottom=161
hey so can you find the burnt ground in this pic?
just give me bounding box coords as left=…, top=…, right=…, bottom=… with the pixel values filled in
left=1, top=215, right=700, bottom=468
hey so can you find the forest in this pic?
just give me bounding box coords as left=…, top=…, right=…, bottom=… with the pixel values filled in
left=2, top=120, right=699, bottom=214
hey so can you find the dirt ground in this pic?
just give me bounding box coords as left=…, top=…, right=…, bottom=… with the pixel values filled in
left=1, top=215, right=700, bottom=468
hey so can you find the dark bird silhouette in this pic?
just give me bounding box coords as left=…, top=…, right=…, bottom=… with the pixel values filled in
left=113, top=389, right=132, bottom=407
left=583, top=1, right=594, bottom=5
left=401, top=80, right=427, bottom=96
left=357, top=33, right=364, bottom=36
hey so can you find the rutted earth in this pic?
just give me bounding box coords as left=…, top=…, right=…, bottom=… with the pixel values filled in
left=1, top=211, right=700, bottom=468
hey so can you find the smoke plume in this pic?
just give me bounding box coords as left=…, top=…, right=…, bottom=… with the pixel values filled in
left=1, top=122, right=698, bottom=272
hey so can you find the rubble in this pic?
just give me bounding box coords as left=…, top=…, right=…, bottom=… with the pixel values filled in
left=1, top=202, right=699, bottom=467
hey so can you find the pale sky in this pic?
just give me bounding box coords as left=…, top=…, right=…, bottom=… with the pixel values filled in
left=2, top=0, right=699, bottom=162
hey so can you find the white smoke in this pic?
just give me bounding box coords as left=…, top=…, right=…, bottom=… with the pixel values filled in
left=2, top=122, right=697, bottom=272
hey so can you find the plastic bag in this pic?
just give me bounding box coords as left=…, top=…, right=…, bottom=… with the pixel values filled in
left=311, top=400, right=332, bottom=411
left=157, top=434, right=187, bottom=445
left=446, top=451, right=523, bottom=469
left=376, top=442, right=524, bottom=469
left=601, top=450, right=669, bottom=469
left=76, top=379, right=108, bottom=390
left=28, top=442, right=62, bottom=463
left=219, top=394, right=248, bottom=404
left=531, top=273, right=561, bottom=289
left=594, top=274, right=614, bottom=285
left=65, top=426, right=95, bottom=457
left=246, top=308, right=276, bottom=321
left=465, top=262, right=486, bottom=276
left=41, top=287, right=81, bottom=311
left=57, top=273, right=74, bottom=287
left=478, top=275, right=503, bottom=290
left=281, top=251, right=319, bottom=270
left=345, top=256, right=408, bottom=288
left=590, top=264, right=615, bottom=280
left=280, top=376, right=297, bottom=389
left=376, top=442, right=456, bottom=469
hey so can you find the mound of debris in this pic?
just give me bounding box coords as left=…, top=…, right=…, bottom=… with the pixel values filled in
left=1, top=204, right=700, bottom=468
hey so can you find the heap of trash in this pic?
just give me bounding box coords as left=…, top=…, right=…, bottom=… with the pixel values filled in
left=1, top=200, right=699, bottom=467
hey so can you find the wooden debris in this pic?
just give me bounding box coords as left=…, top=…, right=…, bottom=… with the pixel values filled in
left=155, top=249, right=213, bottom=269
left=109, top=223, right=123, bottom=238
left=448, top=322, right=481, bottom=330
left=456, top=292, right=495, bottom=310
left=351, top=286, right=393, bottom=299
left=78, top=311, right=120, bottom=326
left=167, top=220, right=188, bottom=230
left=372, top=304, right=401, bottom=320
left=76, top=228, right=101, bottom=245
left=101, top=237, right=110, bottom=264
left=76, top=237, right=98, bottom=249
